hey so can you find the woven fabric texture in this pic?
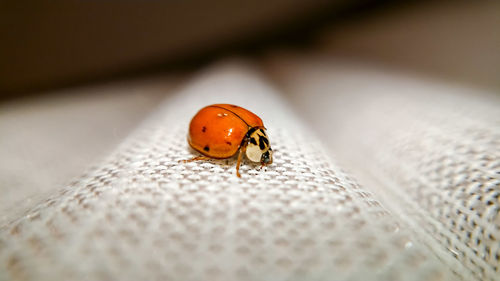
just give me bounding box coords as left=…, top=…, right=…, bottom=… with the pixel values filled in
left=0, top=78, right=174, bottom=226
left=267, top=56, right=500, bottom=281
left=0, top=62, right=456, bottom=281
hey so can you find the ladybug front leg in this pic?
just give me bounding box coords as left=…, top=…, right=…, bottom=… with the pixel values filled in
left=236, top=143, right=247, bottom=178
left=257, top=163, right=265, bottom=171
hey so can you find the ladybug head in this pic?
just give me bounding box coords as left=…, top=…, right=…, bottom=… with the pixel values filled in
left=245, top=128, right=272, bottom=165
left=261, top=148, right=273, bottom=165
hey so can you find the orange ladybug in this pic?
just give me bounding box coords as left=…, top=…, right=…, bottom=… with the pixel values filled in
left=183, top=104, right=273, bottom=177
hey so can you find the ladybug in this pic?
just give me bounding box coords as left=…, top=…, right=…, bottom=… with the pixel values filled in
left=183, top=104, right=273, bottom=177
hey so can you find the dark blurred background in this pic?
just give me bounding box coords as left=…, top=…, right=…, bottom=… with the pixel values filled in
left=0, top=0, right=354, bottom=95
left=1, top=0, right=498, bottom=97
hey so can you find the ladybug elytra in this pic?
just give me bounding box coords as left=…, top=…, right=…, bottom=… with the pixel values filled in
left=183, top=104, right=273, bottom=177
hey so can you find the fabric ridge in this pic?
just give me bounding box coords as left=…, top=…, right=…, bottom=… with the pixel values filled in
left=266, top=56, right=500, bottom=281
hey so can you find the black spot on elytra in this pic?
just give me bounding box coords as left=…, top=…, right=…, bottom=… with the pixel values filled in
left=250, top=137, right=257, bottom=145
left=258, top=135, right=268, bottom=149
left=226, top=141, right=232, bottom=146
left=204, top=146, right=210, bottom=152
left=231, top=105, right=238, bottom=108
left=202, top=126, right=206, bottom=132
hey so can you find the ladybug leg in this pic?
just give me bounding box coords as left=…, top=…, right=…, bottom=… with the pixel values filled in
left=236, top=143, right=247, bottom=178
left=257, top=163, right=265, bottom=171
left=180, top=156, right=211, bottom=163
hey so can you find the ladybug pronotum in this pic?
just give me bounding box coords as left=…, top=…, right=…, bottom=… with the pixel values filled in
left=183, top=104, right=273, bottom=177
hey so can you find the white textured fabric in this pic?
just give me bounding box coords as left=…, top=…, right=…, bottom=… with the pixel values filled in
left=0, top=78, right=175, bottom=225
left=267, top=55, right=500, bottom=281
left=0, top=62, right=455, bottom=281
